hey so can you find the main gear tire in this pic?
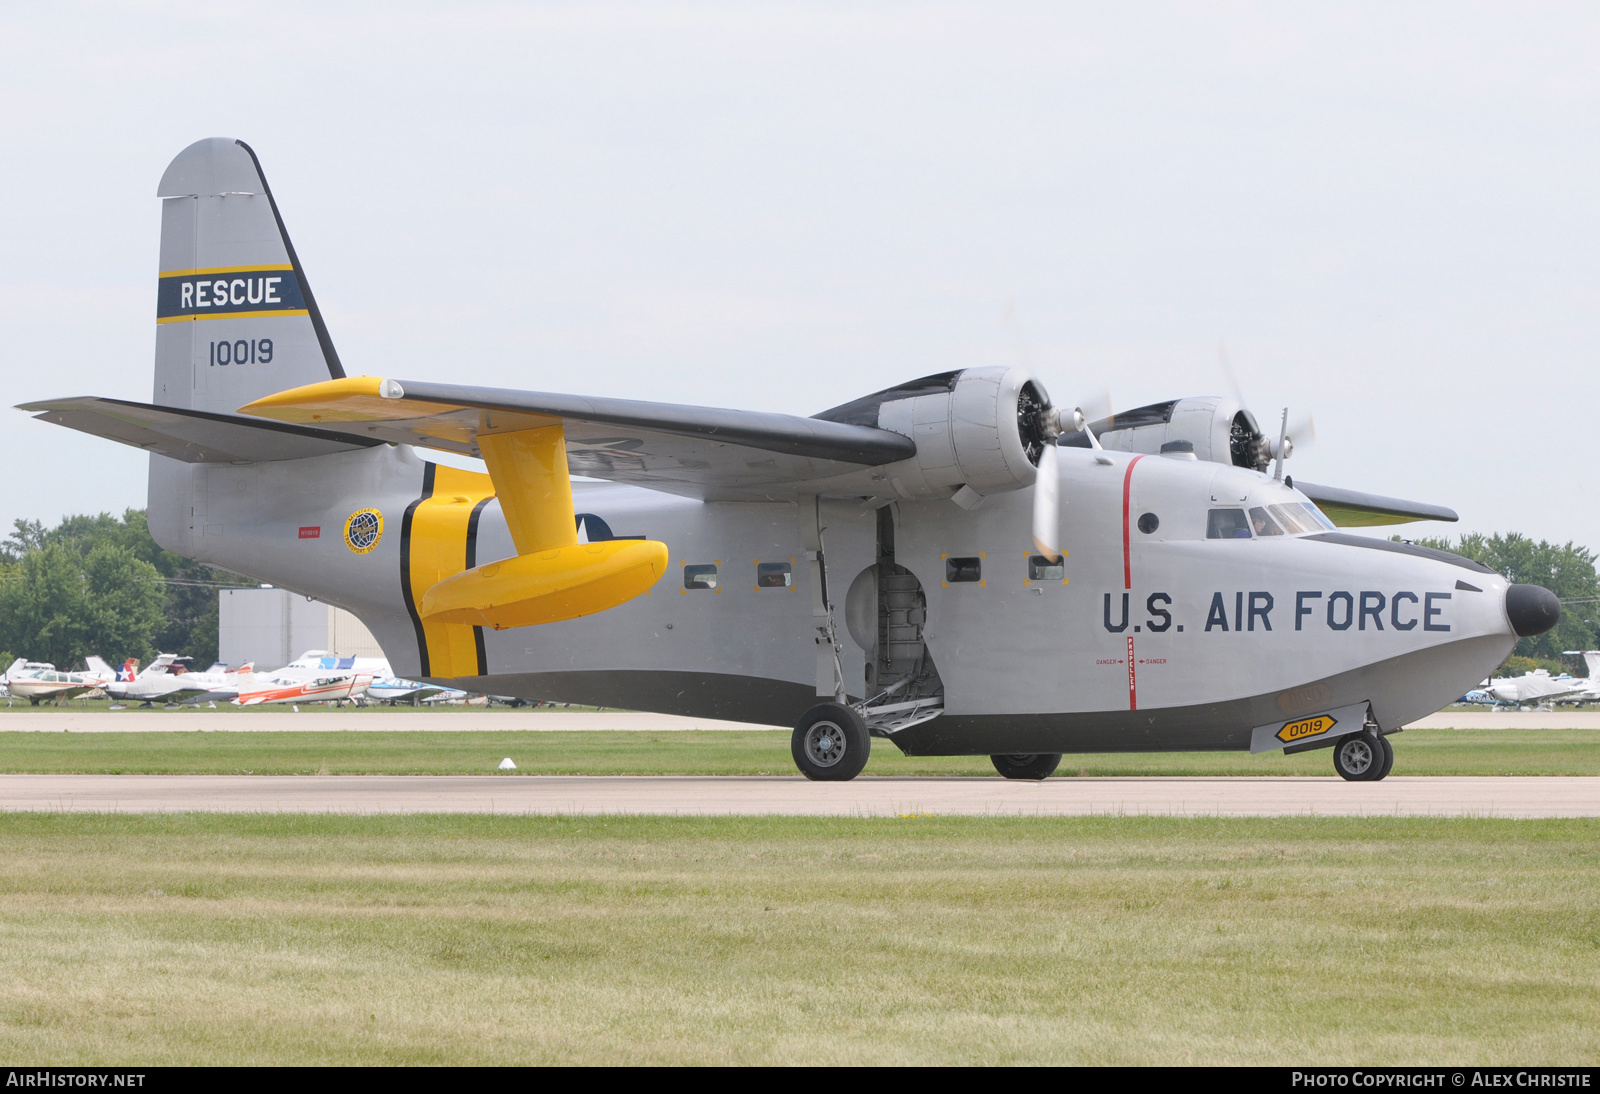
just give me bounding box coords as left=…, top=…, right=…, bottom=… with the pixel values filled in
left=1372, top=733, right=1395, bottom=780
left=1333, top=732, right=1383, bottom=781
left=791, top=703, right=871, bottom=781
left=990, top=753, right=1063, bottom=780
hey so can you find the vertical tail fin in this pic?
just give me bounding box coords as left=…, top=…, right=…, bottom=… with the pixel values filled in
left=154, top=138, right=344, bottom=415
left=1584, top=651, right=1600, bottom=680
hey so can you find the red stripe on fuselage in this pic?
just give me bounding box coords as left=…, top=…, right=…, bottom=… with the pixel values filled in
left=1122, top=455, right=1144, bottom=590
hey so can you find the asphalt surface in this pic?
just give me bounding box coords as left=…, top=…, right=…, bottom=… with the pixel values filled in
left=0, top=774, right=1593, bottom=817
left=0, top=710, right=1597, bottom=733
left=0, top=711, right=781, bottom=732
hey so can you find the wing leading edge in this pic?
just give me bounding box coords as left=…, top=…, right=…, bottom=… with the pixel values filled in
left=237, top=376, right=916, bottom=499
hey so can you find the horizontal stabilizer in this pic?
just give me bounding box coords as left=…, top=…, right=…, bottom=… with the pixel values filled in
left=1296, top=481, right=1458, bottom=527
left=238, top=377, right=918, bottom=498
left=17, top=396, right=381, bottom=463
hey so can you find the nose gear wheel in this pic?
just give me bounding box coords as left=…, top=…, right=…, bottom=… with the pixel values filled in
left=1333, top=731, right=1392, bottom=782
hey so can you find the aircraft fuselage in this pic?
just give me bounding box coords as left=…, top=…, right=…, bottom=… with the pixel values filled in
left=153, top=441, right=1520, bottom=754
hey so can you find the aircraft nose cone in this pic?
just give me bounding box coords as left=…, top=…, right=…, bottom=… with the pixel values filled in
left=1505, top=584, right=1561, bottom=637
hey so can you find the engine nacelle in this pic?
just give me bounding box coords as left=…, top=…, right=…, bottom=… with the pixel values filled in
left=816, top=366, right=1052, bottom=500
left=1062, top=396, right=1269, bottom=470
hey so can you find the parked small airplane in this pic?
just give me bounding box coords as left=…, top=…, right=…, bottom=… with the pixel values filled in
left=1546, top=651, right=1600, bottom=704
left=274, top=651, right=389, bottom=681
left=20, top=137, right=1566, bottom=781
left=103, top=654, right=250, bottom=706
left=233, top=669, right=375, bottom=707
left=4, top=658, right=112, bottom=705
left=1460, top=669, right=1587, bottom=708
left=365, top=676, right=454, bottom=704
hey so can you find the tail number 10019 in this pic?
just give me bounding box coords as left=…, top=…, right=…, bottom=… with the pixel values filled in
left=209, top=339, right=273, bottom=366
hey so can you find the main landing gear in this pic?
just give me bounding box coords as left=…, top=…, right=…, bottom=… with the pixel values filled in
left=990, top=753, right=1062, bottom=780
left=1332, top=731, right=1394, bottom=782
left=791, top=703, right=871, bottom=781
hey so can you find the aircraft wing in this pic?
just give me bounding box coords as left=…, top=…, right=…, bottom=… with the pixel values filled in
left=16, top=396, right=382, bottom=463
left=1295, top=481, right=1458, bottom=527
left=238, top=377, right=916, bottom=499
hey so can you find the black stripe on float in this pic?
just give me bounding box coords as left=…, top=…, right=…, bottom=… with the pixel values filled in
left=465, top=496, right=493, bottom=676
left=399, top=462, right=437, bottom=675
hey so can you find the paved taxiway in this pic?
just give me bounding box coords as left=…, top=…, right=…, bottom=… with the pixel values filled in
left=0, top=711, right=778, bottom=732
left=2, top=710, right=1598, bottom=732
left=0, top=774, right=1593, bottom=817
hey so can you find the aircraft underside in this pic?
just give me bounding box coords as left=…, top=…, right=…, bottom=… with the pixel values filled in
left=448, top=628, right=1512, bottom=755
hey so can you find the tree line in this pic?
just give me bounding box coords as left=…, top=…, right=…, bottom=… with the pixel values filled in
left=1410, top=532, right=1600, bottom=674
left=0, top=510, right=253, bottom=670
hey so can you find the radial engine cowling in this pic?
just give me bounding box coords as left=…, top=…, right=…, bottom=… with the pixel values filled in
left=817, top=366, right=1053, bottom=501
left=1061, top=395, right=1268, bottom=470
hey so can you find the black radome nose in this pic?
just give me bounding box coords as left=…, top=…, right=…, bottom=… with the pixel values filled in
left=1505, top=584, right=1561, bottom=637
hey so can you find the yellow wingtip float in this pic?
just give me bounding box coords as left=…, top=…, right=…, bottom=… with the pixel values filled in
left=240, top=378, right=669, bottom=631
left=420, top=540, right=669, bottom=629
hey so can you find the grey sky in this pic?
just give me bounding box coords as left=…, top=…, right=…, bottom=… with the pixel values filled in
left=3, top=3, right=1596, bottom=547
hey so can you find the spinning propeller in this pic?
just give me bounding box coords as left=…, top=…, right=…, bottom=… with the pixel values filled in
left=1029, top=407, right=1095, bottom=564
left=1218, top=339, right=1316, bottom=472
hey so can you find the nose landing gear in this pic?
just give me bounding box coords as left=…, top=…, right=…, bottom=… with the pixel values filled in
left=1333, top=731, right=1394, bottom=781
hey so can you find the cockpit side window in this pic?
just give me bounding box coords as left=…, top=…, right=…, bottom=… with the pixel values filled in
left=1249, top=507, right=1284, bottom=536
left=1207, top=509, right=1252, bottom=539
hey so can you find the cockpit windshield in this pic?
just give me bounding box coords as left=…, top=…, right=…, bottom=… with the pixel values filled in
left=1209, top=501, right=1337, bottom=539
left=1299, top=502, right=1337, bottom=530
left=1248, top=507, right=1284, bottom=536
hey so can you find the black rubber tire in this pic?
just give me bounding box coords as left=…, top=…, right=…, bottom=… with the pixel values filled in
left=791, top=703, right=871, bottom=781
left=1372, top=734, right=1395, bottom=781
left=1332, top=732, right=1383, bottom=781
left=990, top=753, right=1063, bottom=780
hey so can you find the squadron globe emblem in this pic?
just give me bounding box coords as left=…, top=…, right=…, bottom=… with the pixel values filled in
left=344, top=509, right=383, bottom=554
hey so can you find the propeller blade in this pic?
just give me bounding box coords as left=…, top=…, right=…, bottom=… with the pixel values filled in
left=1032, top=443, right=1062, bottom=562
left=1288, top=412, right=1316, bottom=451
left=1077, top=389, right=1115, bottom=430
left=1216, top=338, right=1247, bottom=408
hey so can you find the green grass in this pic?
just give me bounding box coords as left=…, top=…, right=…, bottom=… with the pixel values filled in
left=0, top=813, right=1594, bottom=1064
left=0, top=728, right=1595, bottom=775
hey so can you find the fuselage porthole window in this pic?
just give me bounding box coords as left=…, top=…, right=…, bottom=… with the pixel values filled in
left=1137, top=512, right=1159, bottom=534
left=683, top=564, right=718, bottom=590
left=1207, top=509, right=1251, bottom=539
left=755, top=561, right=793, bottom=589
left=1028, top=554, right=1064, bottom=582
left=947, top=556, right=983, bottom=583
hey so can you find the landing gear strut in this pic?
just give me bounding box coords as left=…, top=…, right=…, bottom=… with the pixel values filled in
left=791, top=703, right=870, bottom=781
left=1333, top=732, right=1394, bottom=782
left=991, top=753, right=1062, bottom=780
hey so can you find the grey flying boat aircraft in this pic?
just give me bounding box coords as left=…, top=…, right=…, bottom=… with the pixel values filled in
left=20, top=138, right=1561, bottom=782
